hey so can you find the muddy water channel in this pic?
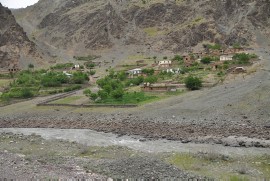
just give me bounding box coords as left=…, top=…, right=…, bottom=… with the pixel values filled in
left=0, top=128, right=269, bottom=157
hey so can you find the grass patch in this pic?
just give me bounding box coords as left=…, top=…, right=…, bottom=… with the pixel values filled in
left=74, top=55, right=101, bottom=61
left=144, top=27, right=166, bottom=37
left=0, top=79, right=12, bottom=87
left=96, top=92, right=157, bottom=105
left=51, top=96, right=83, bottom=104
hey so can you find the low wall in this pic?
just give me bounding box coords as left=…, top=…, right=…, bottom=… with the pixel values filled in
left=37, top=91, right=138, bottom=108
left=37, top=91, right=76, bottom=105
left=37, top=104, right=137, bottom=108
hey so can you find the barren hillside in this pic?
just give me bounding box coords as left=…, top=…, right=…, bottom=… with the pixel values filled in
left=12, top=0, right=270, bottom=58
left=0, top=3, right=45, bottom=69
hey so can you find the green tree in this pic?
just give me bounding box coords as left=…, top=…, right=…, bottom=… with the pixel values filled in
left=144, top=75, right=158, bottom=84
left=201, top=57, right=212, bottom=64
left=21, top=88, right=34, bottom=98
left=112, top=88, right=124, bottom=99
left=185, top=76, right=202, bottom=90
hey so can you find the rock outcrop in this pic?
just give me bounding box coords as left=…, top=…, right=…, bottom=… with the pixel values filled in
left=0, top=3, right=42, bottom=70
left=12, top=0, right=270, bottom=54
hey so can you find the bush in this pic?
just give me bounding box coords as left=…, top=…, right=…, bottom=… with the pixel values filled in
left=89, top=70, right=96, bottom=76
left=185, top=76, right=202, bottom=90
left=233, top=53, right=251, bottom=64
left=142, top=68, right=154, bottom=75
left=201, top=57, right=212, bottom=64
left=21, top=88, right=34, bottom=98
left=83, top=89, right=91, bottom=96
left=72, top=72, right=89, bottom=84
left=112, top=88, right=124, bottom=99
left=144, top=75, right=158, bottom=84
left=90, top=93, right=98, bottom=101
left=172, top=55, right=183, bottom=62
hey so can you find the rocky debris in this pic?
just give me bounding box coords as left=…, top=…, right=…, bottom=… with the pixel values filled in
left=0, top=151, right=106, bottom=180
left=0, top=111, right=270, bottom=148
left=91, top=156, right=199, bottom=179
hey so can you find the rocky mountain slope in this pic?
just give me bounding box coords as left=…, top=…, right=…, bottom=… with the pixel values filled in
left=0, top=3, right=44, bottom=70
left=13, top=0, right=270, bottom=57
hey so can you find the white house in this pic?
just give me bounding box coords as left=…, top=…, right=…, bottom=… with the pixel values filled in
left=164, top=68, right=181, bottom=74
left=126, top=68, right=142, bottom=78
left=158, top=60, right=172, bottom=67
left=220, top=54, right=233, bottom=61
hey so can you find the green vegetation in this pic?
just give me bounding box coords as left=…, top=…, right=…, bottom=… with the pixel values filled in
left=0, top=70, right=88, bottom=101
left=85, top=62, right=95, bottom=69
left=205, top=43, right=222, bottom=50
left=73, top=55, right=100, bottom=61
left=185, top=76, right=202, bottom=90
left=200, top=57, right=212, bottom=64
left=233, top=53, right=257, bottom=64
left=84, top=70, right=156, bottom=104
left=50, top=63, right=74, bottom=70
left=172, top=55, right=183, bottom=63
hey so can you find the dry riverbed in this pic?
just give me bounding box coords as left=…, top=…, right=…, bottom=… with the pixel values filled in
left=0, top=131, right=270, bottom=180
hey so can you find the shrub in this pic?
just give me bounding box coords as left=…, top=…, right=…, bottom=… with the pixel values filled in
left=201, top=57, right=212, bottom=64
left=112, top=88, right=124, bottom=99
left=185, top=76, right=202, bottom=90
left=142, top=68, right=154, bottom=75
left=89, top=70, right=96, bottom=76
left=21, top=88, right=34, bottom=98
left=172, top=55, right=183, bottom=62
left=144, top=75, right=158, bottom=84
left=72, top=72, right=89, bottom=84
left=90, top=93, right=98, bottom=101
left=233, top=53, right=251, bottom=64
left=83, top=89, right=91, bottom=96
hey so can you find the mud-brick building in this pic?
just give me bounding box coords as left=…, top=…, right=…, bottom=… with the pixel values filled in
left=158, top=60, right=172, bottom=68
left=141, top=83, right=185, bottom=92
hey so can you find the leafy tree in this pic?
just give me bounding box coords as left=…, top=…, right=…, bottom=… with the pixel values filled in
left=142, top=68, right=154, bottom=75
left=144, top=75, right=158, bottom=84
left=185, top=76, right=202, bottom=90
left=21, top=88, right=34, bottom=98
left=72, top=72, right=89, bottom=84
left=90, top=93, right=98, bottom=101
left=98, top=90, right=109, bottom=99
left=117, top=71, right=127, bottom=81
left=201, top=57, right=212, bottom=64
left=112, top=88, right=124, bottom=99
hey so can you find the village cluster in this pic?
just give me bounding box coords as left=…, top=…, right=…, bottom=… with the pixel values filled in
left=0, top=44, right=258, bottom=105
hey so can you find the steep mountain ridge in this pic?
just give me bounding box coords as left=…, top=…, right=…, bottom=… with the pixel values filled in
left=0, top=3, right=44, bottom=70
left=13, top=0, right=270, bottom=57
